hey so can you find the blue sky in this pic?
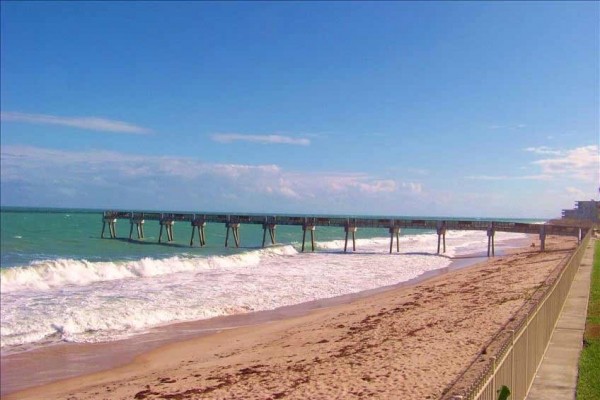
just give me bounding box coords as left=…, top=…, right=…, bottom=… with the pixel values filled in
left=1, top=1, right=598, bottom=218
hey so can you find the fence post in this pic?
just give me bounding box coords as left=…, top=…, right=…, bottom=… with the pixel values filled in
left=491, top=356, right=496, bottom=399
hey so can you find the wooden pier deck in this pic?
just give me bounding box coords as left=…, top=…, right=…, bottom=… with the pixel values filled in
left=101, top=211, right=586, bottom=256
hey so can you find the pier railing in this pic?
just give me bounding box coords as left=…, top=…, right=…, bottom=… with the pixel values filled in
left=441, top=229, right=592, bottom=400
left=101, top=210, right=586, bottom=254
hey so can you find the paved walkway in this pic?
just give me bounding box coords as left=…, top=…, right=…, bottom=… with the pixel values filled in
left=526, top=238, right=596, bottom=400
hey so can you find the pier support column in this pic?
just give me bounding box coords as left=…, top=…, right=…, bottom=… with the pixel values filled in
left=302, top=225, right=316, bottom=252
left=138, top=220, right=145, bottom=239
left=159, top=219, right=175, bottom=243
left=539, top=225, right=546, bottom=252
left=190, top=218, right=206, bottom=247
left=436, top=222, right=447, bottom=254
left=129, top=219, right=145, bottom=240
left=102, top=218, right=118, bottom=239
left=225, top=223, right=241, bottom=248
left=389, top=227, right=400, bottom=254
left=101, top=219, right=108, bottom=238
left=344, top=226, right=357, bottom=252
left=487, top=228, right=495, bottom=257
left=110, top=219, right=117, bottom=239
left=262, top=224, right=277, bottom=248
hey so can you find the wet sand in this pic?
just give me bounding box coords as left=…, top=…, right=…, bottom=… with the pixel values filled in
left=3, top=236, right=577, bottom=399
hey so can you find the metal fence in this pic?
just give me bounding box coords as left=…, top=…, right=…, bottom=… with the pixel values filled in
left=442, top=230, right=592, bottom=400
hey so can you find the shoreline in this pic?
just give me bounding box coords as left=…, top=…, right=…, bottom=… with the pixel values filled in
left=1, top=236, right=533, bottom=397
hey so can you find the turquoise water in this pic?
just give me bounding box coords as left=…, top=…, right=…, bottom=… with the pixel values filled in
left=1, top=208, right=231, bottom=267
left=0, top=207, right=541, bottom=268
left=0, top=207, right=437, bottom=268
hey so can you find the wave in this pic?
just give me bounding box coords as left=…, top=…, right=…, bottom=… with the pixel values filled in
left=1, top=230, right=526, bottom=293
left=0, top=245, right=299, bottom=293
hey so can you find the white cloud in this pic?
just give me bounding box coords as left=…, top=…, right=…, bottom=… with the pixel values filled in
left=488, top=123, right=526, bottom=130
left=211, top=133, right=310, bottom=146
left=466, top=174, right=550, bottom=181
left=358, top=180, right=398, bottom=194
left=524, top=146, right=562, bottom=156
left=0, top=111, right=151, bottom=134
left=467, top=145, right=598, bottom=183
left=317, top=175, right=399, bottom=194
left=0, top=145, right=279, bottom=181
left=532, top=145, right=599, bottom=181
left=1, top=145, right=419, bottom=210
left=401, top=182, right=423, bottom=194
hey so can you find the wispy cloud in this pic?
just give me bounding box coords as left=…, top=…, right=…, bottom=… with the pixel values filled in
left=401, top=182, right=423, bottom=194
left=524, top=146, right=562, bottom=156
left=0, top=145, right=279, bottom=182
left=0, top=145, right=421, bottom=212
left=532, top=145, right=598, bottom=181
left=0, top=111, right=151, bottom=134
left=467, top=145, right=599, bottom=182
left=211, top=133, right=310, bottom=146
left=466, top=174, right=550, bottom=181
left=296, top=173, right=402, bottom=195
left=488, top=123, right=527, bottom=130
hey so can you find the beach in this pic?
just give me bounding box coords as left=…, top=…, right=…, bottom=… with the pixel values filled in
left=2, top=2, right=597, bottom=398
left=4, top=235, right=578, bottom=400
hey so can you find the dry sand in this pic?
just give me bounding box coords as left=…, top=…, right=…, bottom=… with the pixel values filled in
left=4, top=236, right=578, bottom=400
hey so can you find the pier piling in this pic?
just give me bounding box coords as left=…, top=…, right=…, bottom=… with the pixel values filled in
left=388, top=227, right=400, bottom=253
left=225, top=222, right=241, bottom=247
left=344, top=226, right=357, bottom=252
left=487, top=227, right=495, bottom=257
left=436, top=222, right=447, bottom=254
left=540, top=225, right=546, bottom=252
left=262, top=223, right=277, bottom=248
left=159, top=218, right=175, bottom=243
left=302, top=224, right=316, bottom=252
left=101, top=220, right=107, bottom=238
left=190, top=218, right=206, bottom=247
left=129, top=218, right=145, bottom=240
left=102, top=217, right=118, bottom=239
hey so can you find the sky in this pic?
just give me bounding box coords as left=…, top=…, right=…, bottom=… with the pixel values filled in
left=1, top=1, right=598, bottom=218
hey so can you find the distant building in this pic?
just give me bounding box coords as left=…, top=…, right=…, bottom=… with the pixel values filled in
left=562, top=200, right=600, bottom=223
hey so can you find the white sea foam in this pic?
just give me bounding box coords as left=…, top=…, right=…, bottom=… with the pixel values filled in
left=0, top=245, right=296, bottom=293
left=0, top=231, right=527, bottom=349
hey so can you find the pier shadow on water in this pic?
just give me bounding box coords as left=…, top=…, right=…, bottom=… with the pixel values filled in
left=106, top=237, right=278, bottom=251
left=109, top=237, right=194, bottom=249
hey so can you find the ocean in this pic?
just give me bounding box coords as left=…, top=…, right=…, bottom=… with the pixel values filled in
left=0, top=207, right=537, bottom=355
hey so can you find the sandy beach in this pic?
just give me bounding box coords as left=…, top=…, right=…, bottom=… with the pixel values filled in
left=4, top=236, right=578, bottom=400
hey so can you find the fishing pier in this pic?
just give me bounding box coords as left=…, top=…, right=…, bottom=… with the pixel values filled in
left=101, top=211, right=586, bottom=256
